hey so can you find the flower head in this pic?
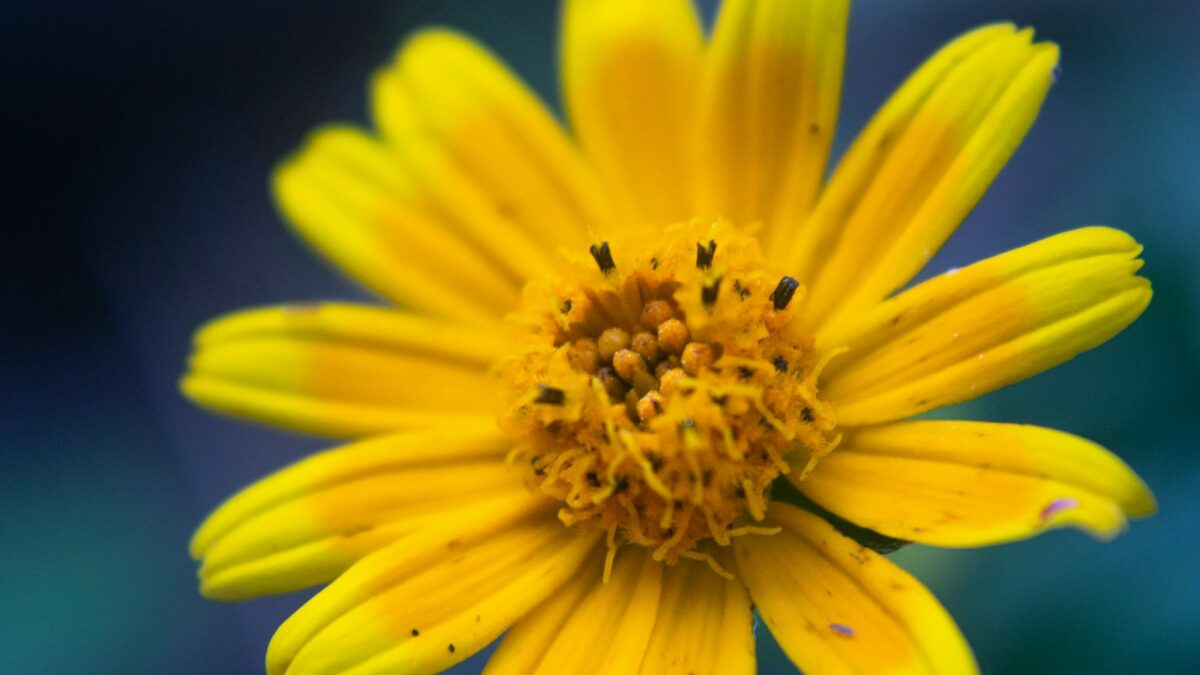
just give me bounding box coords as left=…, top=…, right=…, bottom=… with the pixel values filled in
left=184, top=1, right=1154, bottom=673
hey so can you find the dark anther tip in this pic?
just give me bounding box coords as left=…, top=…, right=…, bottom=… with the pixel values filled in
left=589, top=242, right=615, bottom=274
left=695, top=240, right=717, bottom=269
left=534, top=384, right=565, bottom=405
left=770, top=276, right=800, bottom=310
left=701, top=276, right=722, bottom=306
left=772, top=356, right=788, bottom=372
left=613, top=475, right=629, bottom=493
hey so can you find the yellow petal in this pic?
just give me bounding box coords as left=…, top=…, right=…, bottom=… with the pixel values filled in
left=274, top=126, right=516, bottom=324
left=191, top=424, right=509, bottom=558
left=637, top=550, right=755, bottom=675
left=797, top=421, right=1156, bottom=547
left=481, top=555, right=603, bottom=675
left=267, top=517, right=600, bottom=675
left=191, top=428, right=538, bottom=600
left=734, top=503, right=978, bottom=675
left=201, top=489, right=542, bottom=602
left=192, top=302, right=503, bottom=366
left=562, top=0, right=703, bottom=225
left=181, top=302, right=500, bottom=437
left=373, top=29, right=614, bottom=257
left=819, top=227, right=1150, bottom=426
left=695, top=0, right=849, bottom=255
left=486, top=551, right=755, bottom=675
left=783, top=24, right=1060, bottom=330
left=522, top=549, right=663, bottom=675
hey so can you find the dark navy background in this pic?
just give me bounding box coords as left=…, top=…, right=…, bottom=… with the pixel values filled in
left=3, top=1, right=1197, bottom=672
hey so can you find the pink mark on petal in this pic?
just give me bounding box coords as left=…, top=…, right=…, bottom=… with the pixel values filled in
left=1040, top=497, right=1079, bottom=521
left=830, top=623, right=855, bottom=637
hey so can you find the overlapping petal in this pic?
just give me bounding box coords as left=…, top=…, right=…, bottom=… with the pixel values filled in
left=734, top=503, right=978, bottom=675
left=635, top=549, right=756, bottom=675
left=481, top=556, right=603, bottom=675
left=266, top=517, right=600, bottom=675
left=488, top=549, right=754, bottom=675
left=783, top=24, right=1060, bottom=330
left=373, top=30, right=612, bottom=258
left=190, top=426, right=536, bottom=600
left=182, top=303, right=500, bottom=437
left=274, top=127, right=517, bottom=323
left=486, top=549, right=668, bottom=674
left=562, top=0, right=704, bottom=225
left=819, top=227, right=1150, bottom=426
left=695, top=0, right=848, bottom=255
left=797, top=421, right=1156, bottom=547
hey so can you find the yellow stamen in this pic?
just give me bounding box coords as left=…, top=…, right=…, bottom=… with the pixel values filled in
left=679, top=550, right=735, bottom=580
left=499, top=220, right=839, bottom=563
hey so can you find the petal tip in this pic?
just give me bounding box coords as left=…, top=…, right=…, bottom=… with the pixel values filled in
left=1123, top=478, right=1158, bottom=519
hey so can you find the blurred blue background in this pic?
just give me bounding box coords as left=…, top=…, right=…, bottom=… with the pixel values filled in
left=3, top=1, right=1197, bottom=673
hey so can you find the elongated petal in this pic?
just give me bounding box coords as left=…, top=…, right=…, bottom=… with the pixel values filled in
left=482, top=556, right=603, bottom=675
left=190, top=427, right=540, bottom=600
left=202, top=489, right=541, bottom=602
left=798, top=421, right=1155, bottom=547
left=562, top=0, right=703, bottom=225
left=784, top=24, right=1059, bottom=329
left=819, top=227, right=1150, bottom=426
left=182, top=303, right=500, bottom=437
left=695, top=0, right=848, bottom=255
left=192, top=303, right=503, bottom=366
left=191, top=425, right=508, bottom=556
left=487, top=551, right=754, bottom=675
left=275, top=126, right=518, bottom=323
left=735, top=503, right=978, bottom=675
left=374, top=30, right=613, bottom=258
left=492, top=547, right=667, bottom=672
left=636, top=550, right=755, bottom=675
left=267, top=518, right=600, bottom=675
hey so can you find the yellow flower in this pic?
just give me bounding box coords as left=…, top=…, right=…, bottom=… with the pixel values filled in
left=183, top=1, right=1155, bottom=673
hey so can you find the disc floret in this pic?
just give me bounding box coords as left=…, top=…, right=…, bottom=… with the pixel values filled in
left=499, top=221, right=838, bottom=565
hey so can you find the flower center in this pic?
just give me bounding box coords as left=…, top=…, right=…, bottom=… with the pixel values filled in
left=499, top=221, right=838, bottom=569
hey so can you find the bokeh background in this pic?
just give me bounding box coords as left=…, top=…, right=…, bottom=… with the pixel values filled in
left=4, top=1, right=1198, bottom=673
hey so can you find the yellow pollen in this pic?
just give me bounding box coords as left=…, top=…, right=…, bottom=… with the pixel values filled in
left=499, top=220, right=838, bottom=564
